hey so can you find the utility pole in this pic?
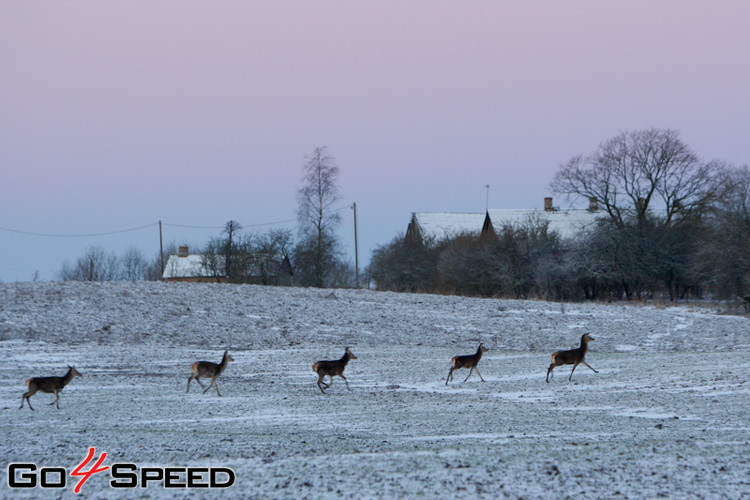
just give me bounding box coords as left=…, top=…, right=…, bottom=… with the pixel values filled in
left=225, top=220, right=236, bottom=281
left=485, top=185, right=490, bottom=212
left=159, top=220, right=164, bottom=278
left=352, top=202, right=359, bottom=288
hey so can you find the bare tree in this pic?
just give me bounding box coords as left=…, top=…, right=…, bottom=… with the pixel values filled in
left=223, top=220, right=241, bottom=280
left=201, top=236, right=232, bottom=281
left=551, top=129, right=725, bottom=227
left=58, top=246, right=119, bottom=281
left=200, top=227, right=295, bottom=285
left=254, top=229, right=294, bottom=285
left=698, top=165, right=750, bottom=299
left=120, top=247, right=147, bottom=281
left=369, top=233, right=441, bottom=293
left=295, top=146, right=343, bottom=287
left=717, top=165, right=750, bottom=220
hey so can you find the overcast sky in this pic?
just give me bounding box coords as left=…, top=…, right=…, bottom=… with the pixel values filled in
left=2, top=1, right=748, bottom=282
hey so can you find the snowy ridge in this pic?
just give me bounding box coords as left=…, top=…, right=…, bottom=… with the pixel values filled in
left=1, top=281, right=747, bottom=352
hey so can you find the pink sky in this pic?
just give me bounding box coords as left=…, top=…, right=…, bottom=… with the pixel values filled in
left=2, top=1, right=749, bottom=281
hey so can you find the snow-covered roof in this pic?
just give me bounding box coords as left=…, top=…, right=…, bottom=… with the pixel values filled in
left=162, top=254, right=219, bottom=279
left=411, top=212, right=487, bottom=240
left=488, top=209, right=604, bottom=238
left=411, top=208, right=606, bottom=240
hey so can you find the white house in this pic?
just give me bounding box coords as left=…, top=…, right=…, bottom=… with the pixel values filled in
left=162, top=246, right=225, bottom=282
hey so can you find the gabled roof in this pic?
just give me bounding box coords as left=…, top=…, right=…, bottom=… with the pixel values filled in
left=409, top=208, right=606, bottom=241
left=487, top=208, right=604, bottom=238
left=162, top=254, right=221, bottom=279
left=409, top=212, right=487, bottom=240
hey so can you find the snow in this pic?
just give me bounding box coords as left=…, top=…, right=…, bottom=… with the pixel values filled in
left=413, top=208, right=609, bottom=240
left=1, top=281, right=749, bottom=498
left=161, top=254, right=211, bottom=279
left=412, top=207, right=672, bottom=241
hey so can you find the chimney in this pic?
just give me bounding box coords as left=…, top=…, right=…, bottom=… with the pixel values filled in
left=544, top=197, right=554, bottom=211
left=178, top=245, right=189, bottom=258
left=589, top=197, right=599, bottom=212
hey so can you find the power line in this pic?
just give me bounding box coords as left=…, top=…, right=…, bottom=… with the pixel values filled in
left=0, top=223, right=158, bottom=238
left=161, top=223, right=224, bottom=230
left=1, top=205, right=352, bottom=239
left=243, top=217, right=297, bottom=228
left=162, top=217, right=297, bottom=230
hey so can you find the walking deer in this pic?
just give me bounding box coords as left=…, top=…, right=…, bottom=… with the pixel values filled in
left=20, top=366, right=82, bottom=410
left=187, top=350, right=234, bottom=396
left=446, top=343, right=488, bottom=385
left=546, top=333, right=598, bottom=382
left=312, top=347, right=357, bottom=394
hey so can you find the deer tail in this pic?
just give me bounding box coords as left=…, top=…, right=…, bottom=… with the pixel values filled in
left=312, top=362, right=320, bottom=373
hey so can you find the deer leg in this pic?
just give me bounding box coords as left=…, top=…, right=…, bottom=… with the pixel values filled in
left=20, top=393, right=34, bottom=410
left=186, top=375, right=205, bottom=392
left=582, top=361, right=598, bottom=373
left=50, top=390, right=60, bottom=408
left=316, top=374, right=327, bottom=394
left=463, top=367, right=475, bottom=383
left=568, top=362, right=579, bottom=381
left=21, top=387, right=36, bottom=410
left=475, top=367, right=486, bottom=382
left=340, top=374, right=351, bottom=390
left=546, top=364, right=555, bottom=383
left=202, top=378, right=215, bottom=394
left=446, top=368, right=455, bottom=385
left=214, top=381, right=222, bottom=397
left=187, top=375, right=206, bottom=392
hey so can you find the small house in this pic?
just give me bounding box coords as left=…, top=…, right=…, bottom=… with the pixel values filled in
left=162, top=246, right=226, bottom=282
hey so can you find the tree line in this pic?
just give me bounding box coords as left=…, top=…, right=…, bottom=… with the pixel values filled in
left=59, top=131, right=749, bottom=303
left=59, top=147, right=355, bottom=287
left=369, top=129, right=750, bottom=302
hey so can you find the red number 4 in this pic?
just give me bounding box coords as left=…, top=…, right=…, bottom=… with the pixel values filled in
left=70, top=447, right=109, bottom=494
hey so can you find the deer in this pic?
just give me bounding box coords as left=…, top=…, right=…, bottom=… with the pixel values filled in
left=446, top=343, right=488, bottom=385
left=20, top=366, right=82, bottom=410
left=312, top=347, right=357, bottom=394
left=546, top=332, right=598, bottom=383
left=187, top=350, right=234, bottom=396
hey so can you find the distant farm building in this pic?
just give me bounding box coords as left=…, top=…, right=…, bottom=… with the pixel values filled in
left=162, top=245, right=293, bottom=285
left=162, top=246, right=226, bottom=282
left=406, top=197, right=606, bottom=243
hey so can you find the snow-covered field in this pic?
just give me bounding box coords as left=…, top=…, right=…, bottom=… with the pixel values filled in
left=1, top=281, right=749, bottom=499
